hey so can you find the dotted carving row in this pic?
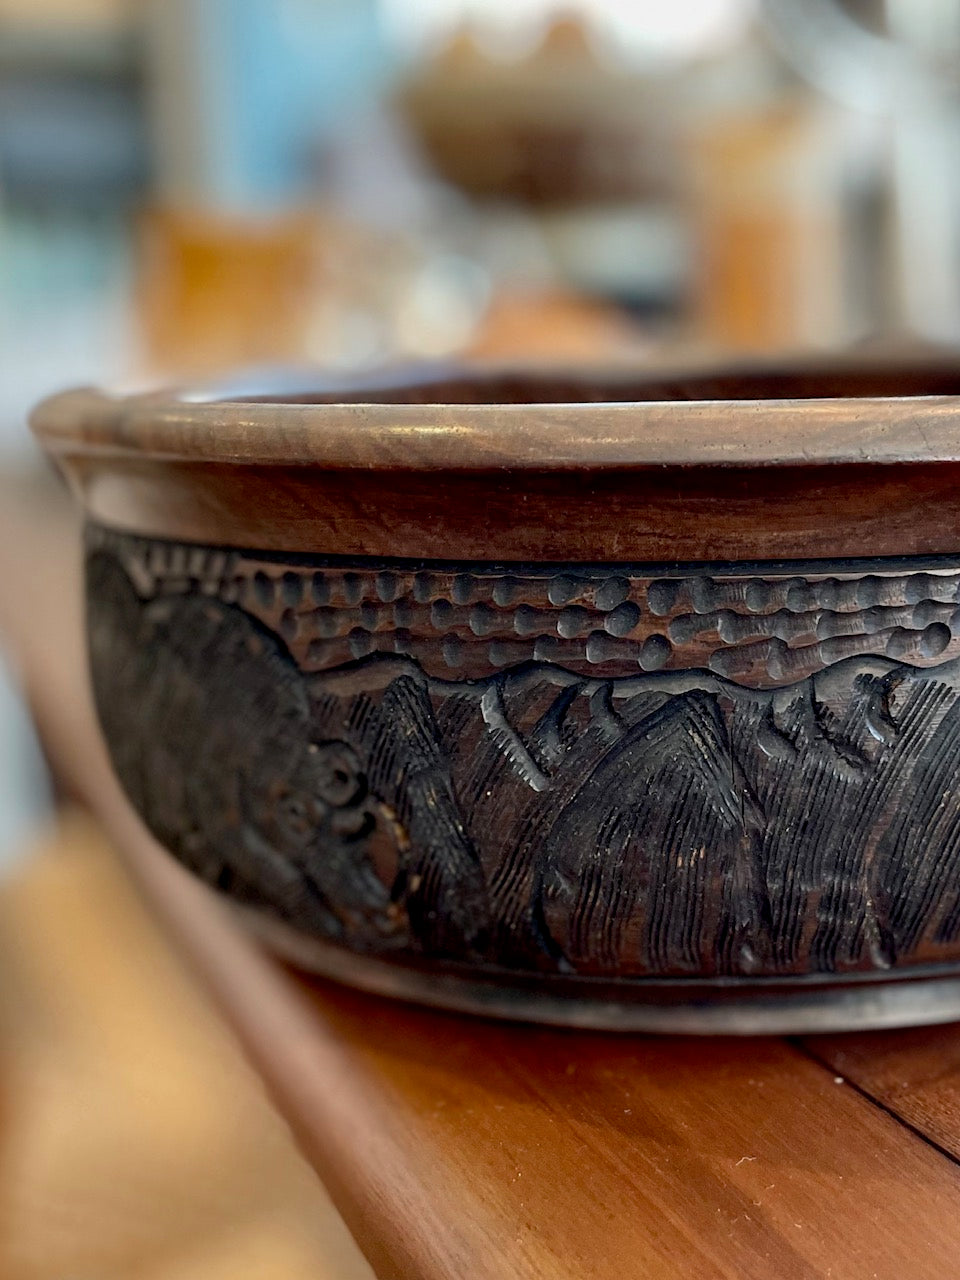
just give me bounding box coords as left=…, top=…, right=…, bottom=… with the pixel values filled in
left=90, top=527, right=960, bottom=690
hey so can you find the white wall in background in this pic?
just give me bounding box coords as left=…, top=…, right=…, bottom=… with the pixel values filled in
left=379, top=0, right=757, bottom=61
left=0, top=210, right=135, bottom=459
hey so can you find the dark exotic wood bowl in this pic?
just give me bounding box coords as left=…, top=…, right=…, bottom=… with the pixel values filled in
left=31, top=358, right=960, bottom=1032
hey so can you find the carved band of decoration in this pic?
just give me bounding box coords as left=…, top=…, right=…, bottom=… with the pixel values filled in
left=93, top=528, right=960, bottom=689
left=86, top=524, right=960, bottom=986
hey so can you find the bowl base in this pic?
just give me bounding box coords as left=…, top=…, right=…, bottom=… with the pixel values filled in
left=240, top=908, right=960, bottom=1035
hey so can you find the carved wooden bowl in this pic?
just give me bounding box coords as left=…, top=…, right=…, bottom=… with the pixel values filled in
left=32, top=360, right=960, bottom=1031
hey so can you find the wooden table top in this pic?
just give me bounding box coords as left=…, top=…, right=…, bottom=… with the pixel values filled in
left=5, top=469, right=960, bottom=1279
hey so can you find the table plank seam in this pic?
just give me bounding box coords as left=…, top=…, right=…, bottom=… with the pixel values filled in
left=794, top=1039, right=960, bottom=1172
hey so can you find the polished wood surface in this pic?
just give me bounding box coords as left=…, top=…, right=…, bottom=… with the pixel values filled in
left=54, top=453, right=960, bottom=561
left=7, top=469, right=960, bottom=1277
left=30, top=359, right=960, bottom=561
left=34, top=361, right=960, bottom=468
left=280, top=992, right=960, bottom=1280
left=804, top=1027, right=960, bottom=1158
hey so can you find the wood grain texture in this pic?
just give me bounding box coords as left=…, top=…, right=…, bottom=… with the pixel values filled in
left=803, top=1026, right=960, bottom=1160
left=9, top=470, right=960, bottom=1279
left=268, top=985, right=960, bottom=1280
left=31, top=360, right=960, bottom=561
left=50, top=454, right=960, bottom=562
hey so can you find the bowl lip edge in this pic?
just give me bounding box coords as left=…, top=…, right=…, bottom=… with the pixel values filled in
left=28, top=369, right=960, bottom=471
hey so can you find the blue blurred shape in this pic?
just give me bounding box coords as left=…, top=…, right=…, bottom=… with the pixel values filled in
left=161, top=0, right=390, bottom=209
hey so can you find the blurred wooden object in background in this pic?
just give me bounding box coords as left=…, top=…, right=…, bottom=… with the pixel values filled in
left=690, top=98, right=846, bottom=352
left=465, top=289, right=646, bottom=361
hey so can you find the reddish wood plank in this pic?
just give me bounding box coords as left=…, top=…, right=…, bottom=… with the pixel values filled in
left=271, top=980, right=960, bottom=1280
left=804, top=1025, right=960, bottom=1159
left=88, top=796, right=960, bottom=1280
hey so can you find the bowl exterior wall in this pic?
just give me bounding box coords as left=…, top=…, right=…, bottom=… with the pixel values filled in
left=86, top=522, right=960, bottom=1026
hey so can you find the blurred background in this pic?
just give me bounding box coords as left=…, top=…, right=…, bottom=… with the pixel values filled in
left=6, top=0, right=960, bottom=450
left=3, top=0, right=960, bottom=1274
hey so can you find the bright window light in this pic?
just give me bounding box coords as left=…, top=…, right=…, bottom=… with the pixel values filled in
left=379, top=0, right=756, bottom=61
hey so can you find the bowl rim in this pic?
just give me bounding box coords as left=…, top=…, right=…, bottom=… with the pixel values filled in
left=29, top=358, right=960, bottom=472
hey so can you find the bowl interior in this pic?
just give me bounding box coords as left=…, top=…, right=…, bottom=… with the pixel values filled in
left=233, top=360, right=960, bottom=407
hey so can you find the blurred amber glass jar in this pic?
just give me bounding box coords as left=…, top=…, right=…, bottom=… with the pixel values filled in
left=690, top=100, right=846, bottom=353
left=137, top=208, right=320, bottom=378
